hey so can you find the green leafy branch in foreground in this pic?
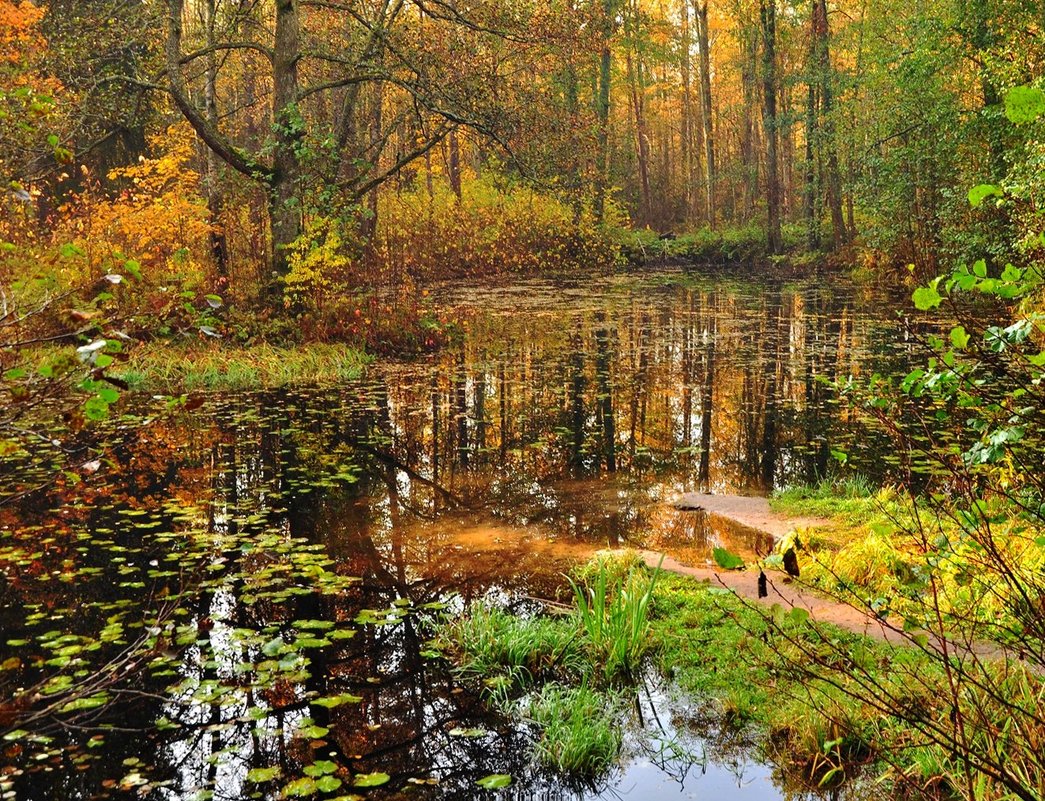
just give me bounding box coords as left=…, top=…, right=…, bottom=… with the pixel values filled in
left=778, top=83, right=1045, bottom=801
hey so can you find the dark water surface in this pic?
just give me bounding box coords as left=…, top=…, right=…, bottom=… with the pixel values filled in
left=0, top=270, right=918, bottom=801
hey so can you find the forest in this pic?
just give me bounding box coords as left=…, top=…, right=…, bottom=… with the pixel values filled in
left=1, top=0, right=1044, bottom=800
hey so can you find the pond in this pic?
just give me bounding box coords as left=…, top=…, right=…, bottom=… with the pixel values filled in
left=0, top=269, right=920, bottom=801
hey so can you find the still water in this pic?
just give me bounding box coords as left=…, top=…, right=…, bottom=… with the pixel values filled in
left=0, top=270, right=918, bottom=801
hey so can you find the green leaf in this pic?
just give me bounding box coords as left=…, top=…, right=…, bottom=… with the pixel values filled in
left=448, top=727, right=487, bottom=738
left=282, top=777, right=318, bottom=797
left=312, top=693, right=362, bottom=708
left=950, top=326, right=970, bottom=349
left=476, top=774, right=512, bottom=789
left=246, top=766, right=282, bottom=783
left=1004, top=85, right=1045, bottom=123
left=303, top=761, right=337, bottom=777
left=314, top=776, right=342, bottom=792
left=968, top=184, right=1001, bottom=207
left=83, top=397, right=110, bottom=421
left=912, top=282, right=942, bottom=311
left=353, top=772, right=390, bottom=787
left=712, top=547, right=745, bottom=570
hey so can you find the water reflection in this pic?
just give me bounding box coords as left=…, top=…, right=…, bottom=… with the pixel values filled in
left=0, top=271, right=916, bottom=801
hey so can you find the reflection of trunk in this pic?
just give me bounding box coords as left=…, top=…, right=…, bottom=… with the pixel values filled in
left=430, top=374, right=440, bottom=493
left=454, top=355, right=469, bottom=469
left=760, top=292, right=782, bottom=490
left=681, top=293, right=694, bottom=453
left=570, top=328, right=586, bottom=476
left=761, top=0, right=782, bottom=254
left=595, top=313, right=617, bottom=472
left=474, top=363, right=487, bottom=464
left=695, top=0, right=715, bottom=226
left=698, top=296, right=715, bottom=491
left=498, top=360, right=508, bottom=462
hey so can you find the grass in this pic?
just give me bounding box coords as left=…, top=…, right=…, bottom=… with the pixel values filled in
left=438, top=557, right=661, bottom=775
left=527, top=683, right=624, bottom=774
left=443, top=555, right=1045, bottom=794
left=116, top=342, right=371, bottom=392
left=650, top=572, right=1045, bottom=795
left=437, top=605, right=583, bottom=697
left=619, top=222, right=809, bottom=267
left=568, top=553, right=660, bottom=684
left=650, top=572, right=939, bottom=787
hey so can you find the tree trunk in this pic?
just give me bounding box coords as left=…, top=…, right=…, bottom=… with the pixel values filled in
left=448, top=128, right=462, bottom=200
left=761, top=0, right=782, bottom=254
left=594, top=0, right=616, bottom=224
left=680, top=0, right=694, bottom=222
left=813, top=0, right=846, bottom=246
left=626, top=46, right=653, bottom=226
left=804, top=6, right=820, bottom=249
left=203, top=0, right=228, bottom=280
left=269, top=0, right=303, bottom=292
left=695, top=0, right=715, bottom=227
left=741, top=27, right=761, bottom=218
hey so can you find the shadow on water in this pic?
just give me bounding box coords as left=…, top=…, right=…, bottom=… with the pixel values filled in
left=0, top=270, right=918, bottom=800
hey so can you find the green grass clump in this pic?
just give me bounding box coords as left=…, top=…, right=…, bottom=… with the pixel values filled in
left=527, top=683, right=624, bottom=774
left=769, top=474, right=885, bottom=526
left=438, top=605, right=582, bottom=692
left=568, top=556, right=660, bottom=684
left=118, top=343, right=371, bottom=392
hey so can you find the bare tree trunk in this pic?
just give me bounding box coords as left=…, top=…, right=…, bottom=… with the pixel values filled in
left=804, top=76, right=821, bottom=249
left=680, top=0, right=694, bottom=222
left=626, top=45, right=653, bottom=226
left=269, top=0, right=303, bottom=291
left=804, top=1, right=821, bottom=250
left=761, top=0, right=782, bottom=254
left=741, top=28, right=760, bottom=218
left=813, top=0, right=846, bottom=246
left=594, top=0, right=616, bottom=224
left=203, top=0, right=228, bottom=280
left=695, top=0, right=715, bottom=227
left=447, top=127, right=462, bottom=200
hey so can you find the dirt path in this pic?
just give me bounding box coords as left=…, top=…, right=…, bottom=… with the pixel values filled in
left=673, top=492, right=832, bottom=539
left=650, top=494, right=907, bottom=645
left=636, top=549, right=911, bottom=645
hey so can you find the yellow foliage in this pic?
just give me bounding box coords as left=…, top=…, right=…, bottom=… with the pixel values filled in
left=376, top=175, right=618, bottom=279
left=283, top=216, right=358, bottom=310
left=56, top=123, right=212, bottom=285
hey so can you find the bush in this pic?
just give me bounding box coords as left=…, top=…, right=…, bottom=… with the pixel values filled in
left=375, top=175, right=619, bottom=279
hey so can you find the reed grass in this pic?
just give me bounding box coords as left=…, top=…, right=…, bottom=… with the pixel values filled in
left=117, top=343, right=371, bottom=392
left=568, top=557, right=661, bottom=684
left=527, top=683, right=624, bottom=774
